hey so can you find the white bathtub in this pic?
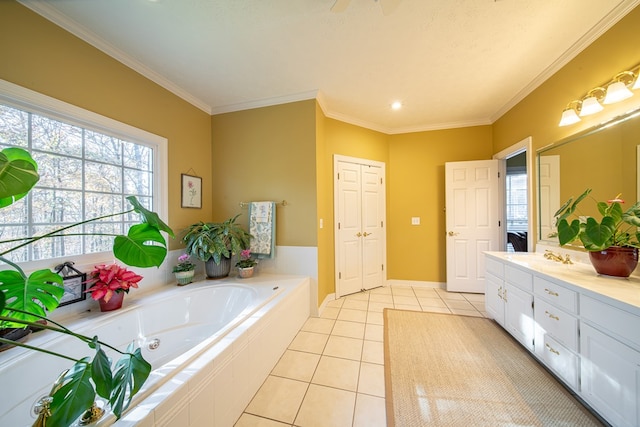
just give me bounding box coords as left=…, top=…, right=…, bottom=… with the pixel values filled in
left=0, top=275, right=311, bottom=427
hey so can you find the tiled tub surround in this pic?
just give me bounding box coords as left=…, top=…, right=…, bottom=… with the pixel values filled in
left=0, top=275, right=310, bottom=427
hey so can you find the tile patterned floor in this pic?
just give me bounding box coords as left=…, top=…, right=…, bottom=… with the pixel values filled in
left=235, top=285, right=486, bottom=427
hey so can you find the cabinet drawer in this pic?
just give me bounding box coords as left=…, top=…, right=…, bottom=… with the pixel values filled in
left=533, top=276, right=577, bottom=314
left=505, top=265, right=532, bottom=291
left=581, top=295, right=640, bottom=350
left=534, top=298, right=578, bottom=351
left=540, top=334, right=579, bottom=390
left=485, top=256, right=504, bottom=278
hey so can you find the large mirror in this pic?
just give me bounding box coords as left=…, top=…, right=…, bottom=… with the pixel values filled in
left=537, top=107, right=640, bottom=244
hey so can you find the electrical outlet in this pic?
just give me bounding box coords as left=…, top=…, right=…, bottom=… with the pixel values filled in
left=411, top=217, right=420, bottom=225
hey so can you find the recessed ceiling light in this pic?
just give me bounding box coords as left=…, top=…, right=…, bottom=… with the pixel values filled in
left=391, top=101, right=402, bottom=110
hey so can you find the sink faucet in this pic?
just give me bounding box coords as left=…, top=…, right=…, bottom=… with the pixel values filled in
left=544, top=250, right=573, bottom=264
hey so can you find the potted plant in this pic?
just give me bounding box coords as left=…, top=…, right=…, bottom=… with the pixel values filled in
left=235, top=249, right=257, bottom=278
left=182, top=215, right=252, bottom=279
left=86, top=264, right=144, bottom=311
left=0, top=147, right=173, bottom=426
left=554, top=188, right=640, bottom=277
left=172, top=253, right=196, bottom=285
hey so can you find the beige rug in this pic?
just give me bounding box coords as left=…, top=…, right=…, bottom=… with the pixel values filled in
left=383, top=309, right=604, bottom=427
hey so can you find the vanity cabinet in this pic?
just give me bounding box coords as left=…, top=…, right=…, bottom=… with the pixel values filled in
left=484, top=252, right=640, bottom=427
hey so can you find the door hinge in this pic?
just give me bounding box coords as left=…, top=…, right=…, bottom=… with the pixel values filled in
left=380, top=177, right=383, bottom=184
left=382, top=264, right=384, bottom=271
left=498, top=220, right=501, bottom=227
left=381, top=220, right=384, bottom=227
left=339, top=272, right=342, bottom=279
left=531, top=300, right=534, bottom=309
left=337, top=172, right=340, bottom=180
left=338, top=222, right=341, bottom=230
left=498, top=171, right=501, bottom=178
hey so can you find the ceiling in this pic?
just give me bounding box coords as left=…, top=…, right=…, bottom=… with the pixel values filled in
left=21, top=0, right=640, bottom=134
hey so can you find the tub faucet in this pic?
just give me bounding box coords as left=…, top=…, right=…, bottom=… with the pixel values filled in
left=544, top=250, right=572, bottom=264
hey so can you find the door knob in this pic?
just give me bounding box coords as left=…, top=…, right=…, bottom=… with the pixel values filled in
left=363, top=232, right=371, bottom=237
left=356, top=232, right=362, bottom=237
left=447, top=231, right=459, bottom=236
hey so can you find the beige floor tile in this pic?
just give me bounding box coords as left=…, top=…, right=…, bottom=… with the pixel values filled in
left=369, top=286, right=391, bottom=295
left=342, top=299, right=369, bottom=311
left=393, top=295, right=420, bottom=306
left=332, top=320, right=366, bottom=339
left=288, top=331, right=329, bottom=354
left=369, top=293, right=393, bottom=303
left=472, top=302, right=486, bottom=312
left=364, top=323, right=384, bottom=342
left=245, top=376, right=308, bottom=424
left=412, top=287, right=441, bottom=297
left=294, top=384, right=356, bottom=427
left=366, top=311, right=384, bottom=325
left=421, top=306, right=452, bottom=314
left=346, top=292, right=369, bottom=301
left=463, top=293, right=486, bottom=303
left=357, top=362, right=385, bottom=397
left=394, top=304, right=422, bottom=312
left=368, top=301, right=394, bottom=313
left=301, top=317, right=335, bottom=334
left=323, top=335, right=363, bottom=361
left=311, top=355, right=360, bottom=391
left=362, top=340, right=384, bottom=365
left=271, top=350, right=320, bottom=382
left=319, top=306, right=340, bottom=319
left=445, top=300, right=476, bottom=310
left=390, top=286, right=414, bottom=296
left=450, top=308, right=483, bottom=317
left=338, top=308, right=368, bottom=323
left=417, top=297, right=447, bottom=309
left=436, top=290, right=466, bottom=300
left=353, top=393, right=386, bottom=427
left=235, top=413, right=291, bottom=427
left=325, top=298, right=344, bottom=308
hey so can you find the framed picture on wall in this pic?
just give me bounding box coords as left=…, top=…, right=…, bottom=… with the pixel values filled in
left=181, top=174, right=202, bottom=208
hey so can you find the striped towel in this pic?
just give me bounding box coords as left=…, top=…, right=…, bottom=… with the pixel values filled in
left=249, top=201, right=276, bottom=259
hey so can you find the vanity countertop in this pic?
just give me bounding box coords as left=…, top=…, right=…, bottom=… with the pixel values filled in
left=485, top=251, right=640, bottom=314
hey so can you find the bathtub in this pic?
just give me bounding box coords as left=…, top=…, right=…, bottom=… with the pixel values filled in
left=0, top=275, right=311, bottom=426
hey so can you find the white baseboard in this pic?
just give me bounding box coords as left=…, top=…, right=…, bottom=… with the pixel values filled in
left=318, top=292, right=336, bottom=316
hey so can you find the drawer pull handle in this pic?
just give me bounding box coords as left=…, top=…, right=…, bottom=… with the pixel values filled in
left=545, top=343, right=560, bottom=356
left=545, top=310, right=559, bottom=321
left=544, top=288, right=559, bottom=297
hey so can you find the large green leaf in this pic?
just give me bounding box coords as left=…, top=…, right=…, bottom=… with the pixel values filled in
left=0, top=147, right=39, bottom=208
left=113, top=224, right=168, bottom=267
left=0, top=269, right=63, bottom=326
left=126, top=195, right=175, bottom=238
left=49, top=359, right=96, bottom=427
left=92, top=344, right=114, bottom=399
left=581, top=216, right=616, bottom=250
left=556, top=218, right=581, bottom=246
left=622, top=201, right=640, bottom=227
left=110, top=344, right=152, bottom=418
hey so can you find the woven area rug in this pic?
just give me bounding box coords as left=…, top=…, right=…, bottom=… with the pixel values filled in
left=383, top=309, right=604, bottom=427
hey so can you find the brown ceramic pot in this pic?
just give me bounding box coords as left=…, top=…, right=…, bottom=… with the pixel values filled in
left=588, top=246, right=639, bottom=278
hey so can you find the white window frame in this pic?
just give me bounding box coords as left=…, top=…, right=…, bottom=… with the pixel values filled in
left=0, top=79, right=169, bottom=272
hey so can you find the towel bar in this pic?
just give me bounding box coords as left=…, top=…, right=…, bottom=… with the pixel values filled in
left=239, top=200, right=287, bottom=208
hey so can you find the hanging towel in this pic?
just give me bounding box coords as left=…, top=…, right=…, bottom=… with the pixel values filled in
left=249, top=201, right=276, bottom=259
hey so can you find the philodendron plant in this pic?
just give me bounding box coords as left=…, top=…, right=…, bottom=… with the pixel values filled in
left=0, top=147, right=174, bottom=426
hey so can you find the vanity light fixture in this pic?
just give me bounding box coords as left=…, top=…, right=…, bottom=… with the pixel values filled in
left=579, top=87, right=605, bottom=116
left=391, top=101, right=402, bottom=110
left=558, top=61, right=640, bottom=126
left=559, top=101, right=581, bottom=127
left=603, top=72, right=635, bottom=104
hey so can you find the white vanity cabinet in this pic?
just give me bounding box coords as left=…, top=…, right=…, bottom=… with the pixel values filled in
left=484, top=252, right=640, bottom=427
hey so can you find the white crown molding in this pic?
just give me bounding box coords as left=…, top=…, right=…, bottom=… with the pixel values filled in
left=490, top=0, right=640, bottom=123
left=210, top=90, right=319, bottom=115
left=18, top=0, right=212, bottom=114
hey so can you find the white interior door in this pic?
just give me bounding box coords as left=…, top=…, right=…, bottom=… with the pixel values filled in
left=445, top=160, right=500, bottom=293
left=335, top=156, right=386, bottom=298
left=539, top=155, right=560, bottom=241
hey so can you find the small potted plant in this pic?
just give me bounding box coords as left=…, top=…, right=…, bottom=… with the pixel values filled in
left=85, top=263, right=144, bottom=311
left=173, top=253, right=196, bottom=285
left=235, top=249, right=257, bottom=278
left=554, top=188, right=640, bottom=277
left=182, top=215, right=252, bottom=279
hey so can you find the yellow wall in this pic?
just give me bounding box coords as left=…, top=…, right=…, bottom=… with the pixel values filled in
left=210, top=100, right=317, bottom=245
left=0, top=1, right=212, bottom=248
left=387, top=127, right=493, bottom=281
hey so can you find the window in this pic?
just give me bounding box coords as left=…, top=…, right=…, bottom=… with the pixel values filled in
left=0, top=80, right=167, bottom=267
left=506, top=171, right=528, bottom=232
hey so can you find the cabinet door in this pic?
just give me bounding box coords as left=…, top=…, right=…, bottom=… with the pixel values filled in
left=485, top=272, right=504, bottom=326
left=580, top=323, right=640, bottom=427
left=504, top=283, right=534, bottom=351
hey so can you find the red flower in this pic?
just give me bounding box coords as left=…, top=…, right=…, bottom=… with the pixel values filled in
left=86, top=263, right=143, bottom=302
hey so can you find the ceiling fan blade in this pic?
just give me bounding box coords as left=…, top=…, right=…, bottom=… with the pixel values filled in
left=331, top=0, right=351, bottom=13
left=379, top=0, right=401, bottom=15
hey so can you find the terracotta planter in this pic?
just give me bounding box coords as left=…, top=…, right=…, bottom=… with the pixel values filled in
left=175, top=270, right=195, bottom=285
left=588, top=246, right=639, bottom=278
left=237, top=266, right=255, bottom=278
left=98, top=292, right=125, bottom=312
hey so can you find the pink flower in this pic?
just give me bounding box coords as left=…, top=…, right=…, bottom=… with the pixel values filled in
left=86, top=263, right=143, bottom=302
left=178, top=253, right=190, bottom=263
left=240, top=249, right=252, bottom=260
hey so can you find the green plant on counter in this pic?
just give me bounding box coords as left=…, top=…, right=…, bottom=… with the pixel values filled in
left=554, top=188, right=640, bottom=251
left=182, top=214, right=252, bottom=264
left=0, top=147, right=174, bottom=426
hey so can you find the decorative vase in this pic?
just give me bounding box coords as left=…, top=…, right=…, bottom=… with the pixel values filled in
left=175, top=270, right=195, bottom=285
left=98, top=292, right=125, bottom=312
left=237, top=266, right=255, bottom=278
left=205, top=256, right=231, bottom=279
left=588, top=246, right=639, bottom=278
